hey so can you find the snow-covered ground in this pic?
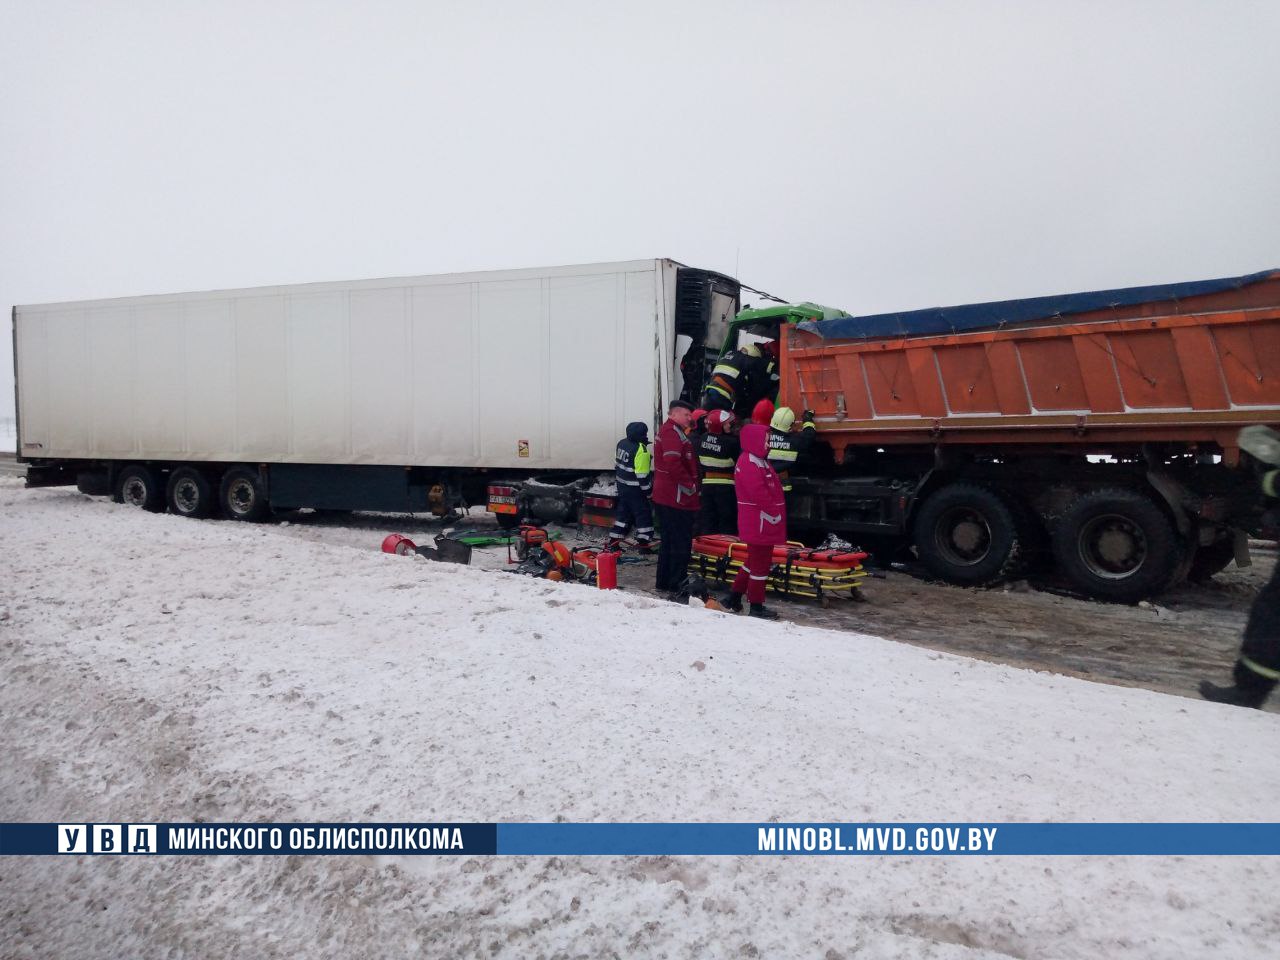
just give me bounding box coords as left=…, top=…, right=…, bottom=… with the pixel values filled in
left=3, top=477, right=1279, bottom=959
left=0, top=417, right=15, bottom=454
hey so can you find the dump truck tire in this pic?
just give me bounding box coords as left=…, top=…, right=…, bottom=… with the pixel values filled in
left=1187, top=538, right=1237, bottom=583
left=912, top=483, right=1021, bottom=586
left=1052, top=488, right=1183, bottom=602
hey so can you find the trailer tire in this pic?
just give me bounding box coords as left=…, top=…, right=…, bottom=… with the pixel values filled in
left=912, top=483, right=1021, bottom=586
left=220, top=467, right=271, bottom=522
left=1052, top=488, right=1184, bottom=602
left=116, top=464, right=166, bottom=512
left=1187, top=538, right=1237, bottom=583
left=167, top=467, right=215, bottom=518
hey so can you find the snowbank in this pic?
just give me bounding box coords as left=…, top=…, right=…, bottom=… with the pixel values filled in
left=2, top=477, right=1278, bottom=958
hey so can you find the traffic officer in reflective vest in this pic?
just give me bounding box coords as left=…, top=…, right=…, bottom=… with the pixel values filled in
left=697, top=409, right=740, bottom=535
left=765, top=406, right=816, bottom=493
left=607, top=421, right=654, bottom=552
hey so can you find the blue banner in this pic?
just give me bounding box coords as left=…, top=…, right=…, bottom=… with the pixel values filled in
left=3, top=822, right=1279, bottom=856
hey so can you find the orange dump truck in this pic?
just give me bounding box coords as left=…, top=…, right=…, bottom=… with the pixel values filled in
left=738, top=269, right=1279, bottom=601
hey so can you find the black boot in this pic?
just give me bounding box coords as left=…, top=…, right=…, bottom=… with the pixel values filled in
left=722, top=591, right=743, bottom=613
left=1199, top=679, right=1271, bottom=709
left=749, top=603, right=780, bottom=620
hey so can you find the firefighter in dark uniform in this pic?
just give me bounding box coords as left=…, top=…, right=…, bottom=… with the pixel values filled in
left=698, top=409, right=740, bottom=535
left=1200, top=425, right=1280, bottom=709
left=701, top=343, right=765, bottom=415
left=761, top=339, right=782, bottom=403
left=765, top=406, right=816, bottom=494
left=607, top=421, right=654, bottom=552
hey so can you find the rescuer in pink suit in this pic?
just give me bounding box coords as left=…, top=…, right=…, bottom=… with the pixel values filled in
left=722, top=423, right=786, bottom=620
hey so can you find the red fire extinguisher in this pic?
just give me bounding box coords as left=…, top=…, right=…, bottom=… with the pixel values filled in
left=596, top=549, right=618, bottom=590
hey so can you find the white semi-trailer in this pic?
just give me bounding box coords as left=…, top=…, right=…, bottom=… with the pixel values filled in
left=13, top=259, right=741, bottom=522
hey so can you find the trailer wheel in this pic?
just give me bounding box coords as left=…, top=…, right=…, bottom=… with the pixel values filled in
left=167, top=467, right=215, bottom=518
left=1052, top=488, right=1183, bottom=602
left=912, top=483, right=1021, bottom=586
left=1187, top=538, right=1237, bottom=583
left=220, top=467, right=271, bottom=522
left=116, top=464, right=165, bottom=512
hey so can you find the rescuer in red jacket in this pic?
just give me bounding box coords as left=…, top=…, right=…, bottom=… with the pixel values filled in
left=722, top=422, right=787, bottom=619
left=652, top=400, right=701, bottom=597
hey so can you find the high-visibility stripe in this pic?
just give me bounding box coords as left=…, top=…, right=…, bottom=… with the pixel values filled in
left=699, top=457, right=734, bottom=469
left=712, top=363, right=742, bottom=379
left=1242, top=656, right=1280, bottom=681
left=768, top=449, right=799, bottom=462
left=701, top=478, right=735, bottom=486
left=707, top=382, right=733, bottom=401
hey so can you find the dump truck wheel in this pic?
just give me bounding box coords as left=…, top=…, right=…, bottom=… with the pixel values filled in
left=166, top=467, right=215, bottom=518
left=220, top=467, right=271, bottom=522
left=1052, top=488, right=1183, bottom=602
left=912, top=483, right=1020, bottom=586
left=1187, top=538, right=1237, bottom=583
left=116, top=464, right=165, bottom=512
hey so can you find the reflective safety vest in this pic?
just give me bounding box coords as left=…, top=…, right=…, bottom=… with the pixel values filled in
left=615, top=438, right=652, bottom=493
left=698, top=433, right=740, bottom=486
left=634, top=442, right=651, bottom=481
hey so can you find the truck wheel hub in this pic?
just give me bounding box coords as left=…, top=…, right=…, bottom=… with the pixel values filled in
left=1080, top=515, right=1145, bottom=578
left=175, top=480, right=199, bottom=511
left=229, top=481, right=255, bottom=512
left=937, top=508, right=991, bottom=564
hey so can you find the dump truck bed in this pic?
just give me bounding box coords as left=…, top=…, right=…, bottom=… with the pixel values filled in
left=782, top=270, right=1280, bottom=461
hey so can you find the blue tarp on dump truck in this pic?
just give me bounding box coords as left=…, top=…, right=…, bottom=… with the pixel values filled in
left=798, top=268, right=1278, bottom=341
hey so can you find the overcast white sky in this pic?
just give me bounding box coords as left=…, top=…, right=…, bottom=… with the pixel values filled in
left=2, top=0, right=1278, bottom=421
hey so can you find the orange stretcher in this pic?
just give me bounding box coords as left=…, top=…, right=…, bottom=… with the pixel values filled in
left=690, top=534, right=869, bottom=601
